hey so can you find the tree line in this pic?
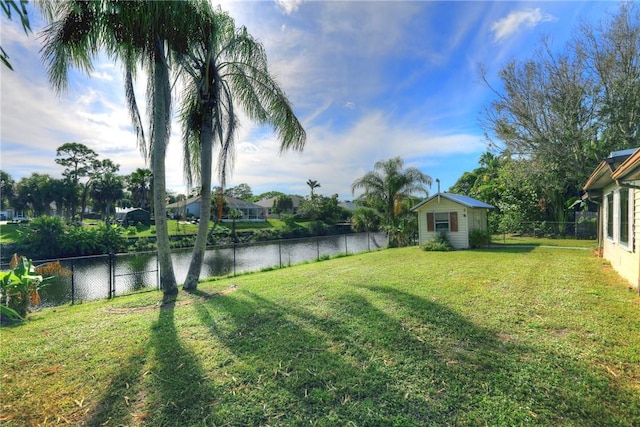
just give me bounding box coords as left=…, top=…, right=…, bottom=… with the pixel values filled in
left=1, top=142, right=158, bottom=221
left=462, top=3, right=639, bottom=235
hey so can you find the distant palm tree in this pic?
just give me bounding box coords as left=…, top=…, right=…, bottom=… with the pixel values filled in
left=351, top=157, right=431, bottom=241
left=128, top=168, right=153, bottom=211
left=179, top=7, right=306, bottom=290
left=306, top=179, right=321, bottom=198
left=40, top=1, right=207, bottom=297
left=90, top=172, right=124, bottom=225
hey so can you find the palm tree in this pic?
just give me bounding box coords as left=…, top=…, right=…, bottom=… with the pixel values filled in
left=40, top=1, right=208, bottom=297
left=178, top=7, right=306, bottom=291
left=306, top=179, right=321, bottom=199
left=128, top=168, right=153, bottom=211
left=351, top=157, right=431, bottom=245
left=90, top=172, right=124, bottom=224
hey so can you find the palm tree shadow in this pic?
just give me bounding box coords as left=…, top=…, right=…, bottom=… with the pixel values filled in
left=86, top=304, right=214, bottom=425
left=144, top=304, right=214, bottom=424
left=84, top=350, right=148, bottom=424
left=354, top=283, right=640, bottom=425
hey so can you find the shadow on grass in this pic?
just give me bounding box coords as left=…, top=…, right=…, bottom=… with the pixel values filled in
left=355, top=284, right=640, bottom=425
left=86, top=304, right=214, bottom=425
left=193, top=286, right=638, bottom=425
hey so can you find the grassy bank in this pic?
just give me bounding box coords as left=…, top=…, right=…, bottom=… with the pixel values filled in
left=1, top=245, right=638, bottom=425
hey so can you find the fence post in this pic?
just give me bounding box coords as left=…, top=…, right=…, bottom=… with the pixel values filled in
left=317, top=237, right=320, bottom=260
left=71, top=262, right=75, bottom=305
left=108, top=253, right=115, bottom=299
left=279, top=240, right=282, bottom=268
left=367, top=232, right=370, bottom=251
left=345, top=234, right=348, bottom=255
left=233, top=244, right=236, bottom=276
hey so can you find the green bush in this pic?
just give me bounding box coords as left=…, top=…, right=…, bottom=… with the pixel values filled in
left=469, top=229, right=491, bottom=248
left=422, top=231, right=454, bottom=251
left=131, top=237, right=156, bottom=252
left=1, top=257, right=53, bottom=321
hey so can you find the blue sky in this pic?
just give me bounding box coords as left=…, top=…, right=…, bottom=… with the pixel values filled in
left=0, top=1, right=619, bottom=201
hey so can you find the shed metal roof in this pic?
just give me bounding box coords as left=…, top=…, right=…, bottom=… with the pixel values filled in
left=410, top=193, right=494, bottom=211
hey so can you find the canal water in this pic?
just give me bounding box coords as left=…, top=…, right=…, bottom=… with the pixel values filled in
left=35, top=232, right=388, bottom=306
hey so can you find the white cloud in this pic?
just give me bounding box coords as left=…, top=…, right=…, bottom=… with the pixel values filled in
left=491, top=8, right=557, bottom=42
left=275, top=0, right=303, bottom=15
left=89, top=70, right=114, bottom=81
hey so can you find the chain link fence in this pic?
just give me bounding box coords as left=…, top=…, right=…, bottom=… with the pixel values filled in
left=2, top=232, right=388, bottom=308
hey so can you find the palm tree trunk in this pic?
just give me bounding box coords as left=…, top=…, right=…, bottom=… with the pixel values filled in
left=151, top=49, right=178, bottom=297
left=183, top=109, right=214, bottom=291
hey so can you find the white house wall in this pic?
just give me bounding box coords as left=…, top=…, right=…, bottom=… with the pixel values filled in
left=601, top=183, right=639, bottom=288
left=416, top=198, right=469, bottom=249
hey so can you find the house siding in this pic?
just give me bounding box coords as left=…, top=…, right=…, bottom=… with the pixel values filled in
left=601, top=182, right=638, bottom=287
left=416, top=198, right=469, bottom=249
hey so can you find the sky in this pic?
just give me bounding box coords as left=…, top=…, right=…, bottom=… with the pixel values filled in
left=0, top=1, right=620, bottom=201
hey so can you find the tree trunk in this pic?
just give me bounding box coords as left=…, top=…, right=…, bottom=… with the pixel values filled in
left=152, top=49, right=178, bottom=297
left=183, top=108, right=214, bottom=291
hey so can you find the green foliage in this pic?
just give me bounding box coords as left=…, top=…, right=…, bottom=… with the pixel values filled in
left=308, top=220, right=329, bottom=236
left=422, top=231, right=454, bottom=251
left=351, top=207, right=382, bottom=232
left=16, top=217, right=127, bottom=258
left=16, top=216, right=65, bottom=258
left=476, top=4, right=640, bottom=229
left=0, top=257, right=52, bottom=320
left=224, top=183, right=253, bottom=201
left=469, top=229, right=491, bottom=248
left=132, top=237, right=156, bottom=252
left=296, top=194, right=349, bottom=223
left=273, top=194, right=293, bottom=214
left=280, top=214, right=298, bottom=229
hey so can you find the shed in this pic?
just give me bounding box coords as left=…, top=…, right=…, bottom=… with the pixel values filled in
left=411, top=193, right=494, bottom=249
left=115, top=208, right=150, bottom=226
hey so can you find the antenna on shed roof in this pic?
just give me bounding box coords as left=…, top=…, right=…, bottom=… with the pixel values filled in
left=436, top=179, right=440, bottom=203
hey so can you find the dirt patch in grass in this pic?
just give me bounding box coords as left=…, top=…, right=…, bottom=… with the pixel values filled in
left=104, top=285, right=238, bottom=314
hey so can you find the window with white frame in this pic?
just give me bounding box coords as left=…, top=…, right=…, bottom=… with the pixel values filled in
left=606, top=193, right=614, bottom=240
left=435, top=212, right=449, bottom=232
left=605, top=188, right=634, bottom=249
left=619, top=188, right=633, bottom=248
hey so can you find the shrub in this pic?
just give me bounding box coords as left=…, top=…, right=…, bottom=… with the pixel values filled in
left=422, top=231, right=454, bottom=251
left=132, top=237, right=156, bottom=252
left=308, top=220, right=329, bottom=236
left=1, top=256, right=53, bottom=321
left=469, top=229, right=491, bottom=248
left=15, top=216, right=66, bottom=259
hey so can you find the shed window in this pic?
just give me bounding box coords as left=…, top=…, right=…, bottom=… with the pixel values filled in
left=427, top=211, right=459, bottom=233
left=435, top=212, right=449, bottom=232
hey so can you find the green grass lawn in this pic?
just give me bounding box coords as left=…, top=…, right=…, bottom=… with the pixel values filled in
left=1, top=245, right=638, bottom=426
left=0, top=223, right=25, bottom=244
